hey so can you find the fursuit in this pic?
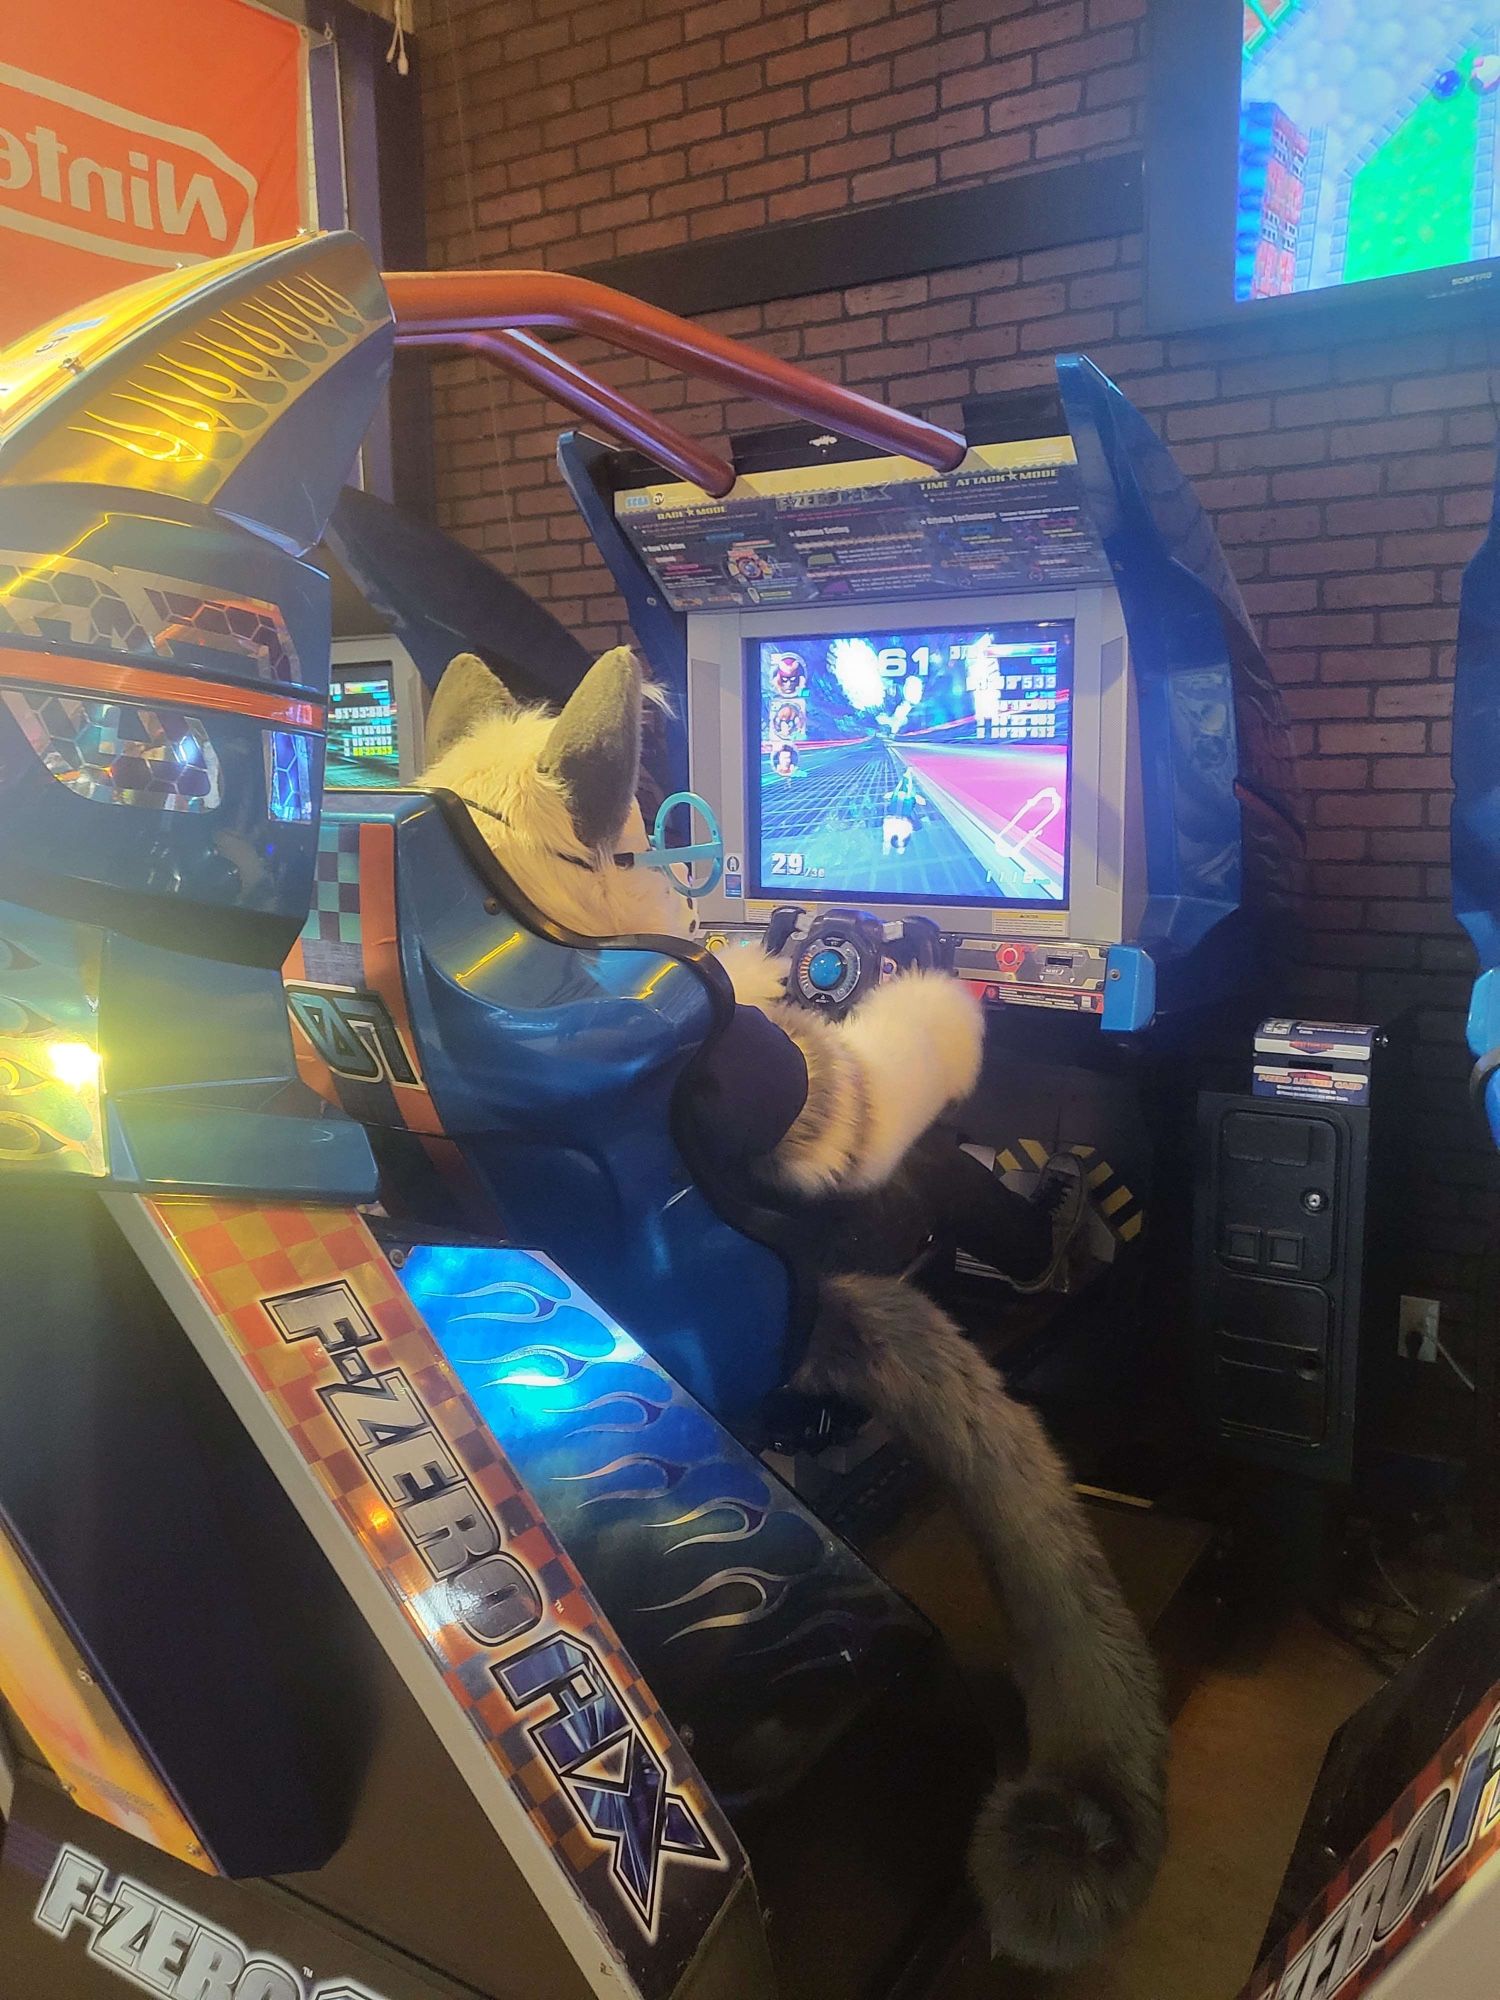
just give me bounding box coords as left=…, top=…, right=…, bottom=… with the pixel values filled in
left=420, top=644, right=1167, bottom=1970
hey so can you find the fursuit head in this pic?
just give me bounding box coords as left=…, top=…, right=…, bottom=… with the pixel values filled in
left=422, top=644, right=1168, bottom=1970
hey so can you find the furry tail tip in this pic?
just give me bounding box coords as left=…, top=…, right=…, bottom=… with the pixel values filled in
left=969, top=1770, right=1165, bottom=1971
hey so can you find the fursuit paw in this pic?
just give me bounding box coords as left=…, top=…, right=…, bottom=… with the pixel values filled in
left=717, top=940, right=791, bottom=1010
left=846, top=969, right=984, bottom=1105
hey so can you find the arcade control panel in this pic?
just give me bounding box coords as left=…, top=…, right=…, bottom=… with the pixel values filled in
left=702, top=912, right=1112, bottom=1021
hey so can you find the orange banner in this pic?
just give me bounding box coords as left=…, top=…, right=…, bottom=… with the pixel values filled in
left=0, top=0, right=308, bottom=345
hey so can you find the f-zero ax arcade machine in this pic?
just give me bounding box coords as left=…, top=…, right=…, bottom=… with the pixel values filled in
left=556, top=370, right=1304, bottom=1401
left=0, top=237, right=1039, bottom=2000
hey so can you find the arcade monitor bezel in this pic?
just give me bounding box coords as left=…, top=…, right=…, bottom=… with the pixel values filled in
left=327, top=635, right=427, bottom=788
left=687, top=586, right=1145, bottom=945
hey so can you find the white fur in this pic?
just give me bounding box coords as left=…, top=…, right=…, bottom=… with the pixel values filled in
left=423, top=659, right=983, bottom=1196
left=834, top=970, right=984, bottom=1188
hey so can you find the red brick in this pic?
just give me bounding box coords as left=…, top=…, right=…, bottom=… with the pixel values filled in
left=648, top=38, right=726, bottom=84
left=1267, top=538, right=1380, bottom=578
left=1390, top=371, right=1495, bottom=415
left=939, top=132, right=1033, bottom=179
left=1370, top=599, right=1455, bottom=640
left=1283, top=688, right=1371, bottom=720
left=726, top=82, right=808, bottom=129
left=851, top=8, right=937, bottom=59
left=853, top=83, right=937, bottom=132
left=990, top=2, right=1086, bottom=53
left=1330, top=416, right=1446, bottom=460
left=1272, top=608, right=1376, bottom=640
left=768, top=178, right=850, bottom=220
left=1444, top=488, right=1493, bottom=528
left=687, top=59, right=768, bottom=108
left=809, top=132, right=894, bottom=176
left=767, top=106, right=851, bottom=152
left=1270, top=463, right=1381, bottom=502
left=806, top=0, right=895, bottom=34
left=1318, top=721, right=1427, bottom=756
left=1218, top=430, right=1330, bottom=471
left=691, top=194, right=767, bottom=236
left=727, top=153, right=807, bottom=198
left=1167, top=398, right=1271, bottom=442
left=810, top=58, right=895, bottom=108
left=610, top=15, right=683, bottom=61
left=690, top=129, right=765, bottom=171
left=1220, top=505, right=1323, bottom=547
left=1380, top=530, right=1484, bottom=568
left=895, top=29, right=985, bottom=84
left=1324, top=572, right=1437, bottom=609
left=854, top=156, right=939, bottom=201
left=936, top=50, right=1037, bottom=111
left=1035, top=105, right=1133, bottom=157
left=724, top=18, right=796, bottom=61
left=766, top=35, right=849, bottom=84
left=1374, top=684, right=1452, bottom=719
left=1315, top=793, right=1423, bottom=828
left=1388, top=449, right=1496, bottom=493
left=1372, top=758, right=1453, bottom=790
left=1038, top=23, right=1134, bottom=80
left=1327, top=495, right=1442, bottom=537
left=900, top=105, right=984, bottom=153
left=1321, top=648, right=1435, bottom=683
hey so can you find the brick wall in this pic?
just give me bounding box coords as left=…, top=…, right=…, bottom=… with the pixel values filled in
left=416, top=0, right=1498, bottom=1448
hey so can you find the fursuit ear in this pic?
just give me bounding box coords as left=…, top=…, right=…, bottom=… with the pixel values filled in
left=424, top=652, right=515, bottom=762
left=538, top=646, right=643, bottom=850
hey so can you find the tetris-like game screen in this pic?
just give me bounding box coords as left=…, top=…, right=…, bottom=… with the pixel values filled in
left=1238, top=1, right=1500, bottom=302
left=747, top=621, right=1073, bottom=909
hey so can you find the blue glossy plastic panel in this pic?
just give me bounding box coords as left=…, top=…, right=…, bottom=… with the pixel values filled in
left=396, top=1241, right=930, bottom=1801
left=1058, top=354, right=1302, bottom=974
left=312, top=792, right=796, bottom=1418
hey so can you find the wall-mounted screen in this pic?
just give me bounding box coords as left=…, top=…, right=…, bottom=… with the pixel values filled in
left=1238, top=1, right=1500, bottom=304
left=326, top=663, right=403, bottom=788
left=746, top=621, right=1073, bottom=909
left=1149, top=0, right=1500, bottom=327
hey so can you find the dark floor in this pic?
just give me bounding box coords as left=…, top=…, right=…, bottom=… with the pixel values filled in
left=881, top=1504, right=1384, bottom=2000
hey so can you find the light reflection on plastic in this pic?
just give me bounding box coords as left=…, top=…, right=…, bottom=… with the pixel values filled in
left=47, top=1040, right=101, bottom=1091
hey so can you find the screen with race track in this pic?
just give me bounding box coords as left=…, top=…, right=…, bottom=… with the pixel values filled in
left=747, top=620, right=1073, bottom=908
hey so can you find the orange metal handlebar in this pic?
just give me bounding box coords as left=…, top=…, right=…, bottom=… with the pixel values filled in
left=401, top=329, right=738, bottom=496
left=386, top=268, right=967, bottom=478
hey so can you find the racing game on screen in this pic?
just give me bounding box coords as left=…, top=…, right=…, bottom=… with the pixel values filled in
left=1238, top=1, right=1500, bottom=302
left=749, top=622, right=1073, bottom=908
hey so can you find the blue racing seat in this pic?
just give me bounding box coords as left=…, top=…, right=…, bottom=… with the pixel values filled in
left=284, top=785, right=806, bottom=1419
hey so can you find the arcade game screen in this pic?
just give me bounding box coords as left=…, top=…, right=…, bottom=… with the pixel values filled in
left=748, top=621, right=1073, bottom=908
left=326, top=664, right=402, bottom=788
left=1238, top=1, right=1500, bottom=301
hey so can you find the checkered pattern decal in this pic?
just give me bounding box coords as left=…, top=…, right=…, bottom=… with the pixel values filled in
left=1241, top=1680, right=1500, bottom=1998
left=139, top=1195, right=741, bottom=1991
left=298, top=820, right=366, bottom=988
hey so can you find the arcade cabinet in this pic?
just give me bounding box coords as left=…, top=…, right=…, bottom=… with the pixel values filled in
left=0, top=235, right=1016, bottom=2000
left=554, top=369, right=1304, bottom=1440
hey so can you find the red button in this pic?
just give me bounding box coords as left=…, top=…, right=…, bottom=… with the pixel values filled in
left=996, top=944, right=1024, bottom=970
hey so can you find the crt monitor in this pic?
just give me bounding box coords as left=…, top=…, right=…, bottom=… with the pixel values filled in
left=326, top=636, right=426, bottom=789
left=688, top=586, right=1142, bottom=947
left=749, top=617, right=1074, bottom=909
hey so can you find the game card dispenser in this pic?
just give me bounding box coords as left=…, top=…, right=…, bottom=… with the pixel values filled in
left=1253, top=1019, right=1378, bottom=1107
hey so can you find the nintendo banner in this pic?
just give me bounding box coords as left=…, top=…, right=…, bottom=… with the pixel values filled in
left=0, top=0, right=309, bottom=346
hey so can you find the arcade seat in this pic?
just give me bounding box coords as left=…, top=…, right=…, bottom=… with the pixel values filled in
left=283, top=785, right=808, bottom=1423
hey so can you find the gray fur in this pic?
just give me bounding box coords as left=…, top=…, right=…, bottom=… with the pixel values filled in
left=539, top=645, right=643, bottom=851
left=426, top=652, right=514, bottom=762
left=799, top=1274, right=1167, bottom=1970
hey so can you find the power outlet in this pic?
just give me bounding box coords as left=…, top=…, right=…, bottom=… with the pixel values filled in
left=1399, top=1295, right=1441, bottom=1364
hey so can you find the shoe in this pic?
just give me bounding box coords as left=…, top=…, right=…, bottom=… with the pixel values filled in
left=1006, top=1150, right=1089, bottom=1295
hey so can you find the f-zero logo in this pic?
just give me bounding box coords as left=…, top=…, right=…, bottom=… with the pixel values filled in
left=264, top=1281, right=720, bottom=1934
left=0, top=65, right=257, bottom=269
left=1251, top=1696, right=1500, bottom=2000
left=34, top=1845, right=388, bottom=1998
